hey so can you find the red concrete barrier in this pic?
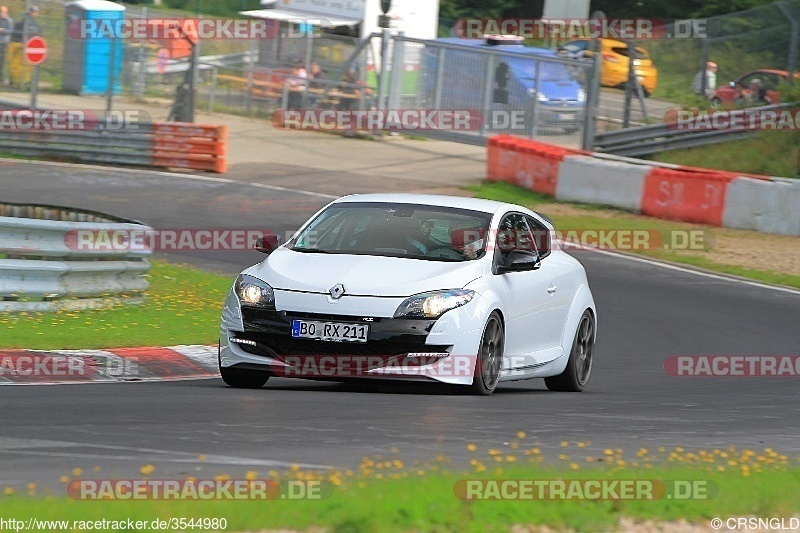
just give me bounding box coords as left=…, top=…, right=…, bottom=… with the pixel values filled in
left=641, top=167, right=736, bottom=225
left=151, top=122, right=228, bottom=173
left=487, top=135, right=574, bottom=196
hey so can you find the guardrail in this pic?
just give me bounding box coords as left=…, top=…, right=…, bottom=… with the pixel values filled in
left=593, top=103, right=793, bottom=157
left=0, top=203, right=153, bottom=312
left=0, top=99, right=228, bottom=173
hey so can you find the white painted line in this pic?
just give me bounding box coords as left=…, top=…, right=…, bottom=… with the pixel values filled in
left=0, top=157, right=338, bottom=200
left=584, top=247, right=800, bottom=296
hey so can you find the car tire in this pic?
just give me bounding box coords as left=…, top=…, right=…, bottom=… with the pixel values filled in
left=469, top=312, right=504, bottom=396
left=545, top=310, right=594, bottom=392
left=710, top=97, right=722, bottom=109
left=218, top=344, right=270, bottom=389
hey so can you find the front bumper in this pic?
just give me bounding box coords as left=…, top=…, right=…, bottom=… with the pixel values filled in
left=219, top=290, right=484, bottom=385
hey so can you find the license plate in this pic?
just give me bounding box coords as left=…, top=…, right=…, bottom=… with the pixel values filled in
left=558, top=113, right=574, bottom=121
left=291, top=320, right=369, bottom=343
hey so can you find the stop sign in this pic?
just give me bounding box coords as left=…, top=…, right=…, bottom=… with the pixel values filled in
left=24, top=36, right=47, bottom=66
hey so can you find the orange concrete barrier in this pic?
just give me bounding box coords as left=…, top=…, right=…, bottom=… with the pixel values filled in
left=151, top=122, right=227, bottom=173
left=487, top=135, right=574, bottom=196
left=641, top=167, right=736, bottom=225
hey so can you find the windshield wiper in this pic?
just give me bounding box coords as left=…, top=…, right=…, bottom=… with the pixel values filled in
left=292, top=247, right=333, bottom=254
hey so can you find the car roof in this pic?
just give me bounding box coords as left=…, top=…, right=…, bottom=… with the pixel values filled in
left=751, top=69, right=791, bottom=76
left=331, top=194, right=523, bottom=216
left=435, top=38, right=556, bottom=57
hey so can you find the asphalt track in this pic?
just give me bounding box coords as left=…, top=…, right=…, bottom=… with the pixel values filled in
left=1, top=160, right=799, bottom=487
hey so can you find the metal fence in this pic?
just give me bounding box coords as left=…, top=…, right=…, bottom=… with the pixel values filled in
left=385, top=36, right=596, bottom=148
left=196, top=33, right=376, bottom=117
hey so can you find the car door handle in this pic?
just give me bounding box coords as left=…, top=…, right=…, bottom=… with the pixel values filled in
left=547, top=285, right=558, bottom=294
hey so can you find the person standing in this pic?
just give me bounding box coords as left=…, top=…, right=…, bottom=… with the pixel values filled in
left=691, top=61, right=718, bottom=99
left=0, top=6, right=13, bottom=84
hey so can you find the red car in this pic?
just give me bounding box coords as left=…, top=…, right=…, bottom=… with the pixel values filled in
left=711, top=69, right=799, bottom=107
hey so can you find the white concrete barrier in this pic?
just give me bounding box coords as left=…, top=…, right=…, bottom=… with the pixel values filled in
left=722, top=177, right=800, bottom=236
left=489, top=135, right=800, bottom=236
left=555, top=155, right=650, bottom=211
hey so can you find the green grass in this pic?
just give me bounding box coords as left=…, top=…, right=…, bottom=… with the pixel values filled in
left=468, top=181, right=800, bottom=289
left=649, top=130, right=800, bottom=179
left=2, top=464, right=798, bottom=532
left=0, top=261, right=231, bottom=350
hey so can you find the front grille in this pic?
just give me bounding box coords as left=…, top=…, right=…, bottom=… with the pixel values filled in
left=235, top=308, right=448, bottom=360
left=233, top=330, right=449, bottom=358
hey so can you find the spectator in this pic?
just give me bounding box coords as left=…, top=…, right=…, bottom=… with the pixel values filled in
left=285, top=62, right=307, bottom=110
left=11, top=5, right=40, bottom=43
left=307, top=61, right=326, bottom=108
left=746, top=78, right=769, bottom=105
left=308, top=62, right=326, bottom=88
left=338, top=67, right=373, bottom=111
left=691, top=61, right=717, bottom=99
left=0, top=6, right=13, bottom=84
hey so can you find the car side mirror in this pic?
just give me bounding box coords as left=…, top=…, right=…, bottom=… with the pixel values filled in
left=497, top=250, right=541, bottom=274
left=254, top=232, right=281, bottom=254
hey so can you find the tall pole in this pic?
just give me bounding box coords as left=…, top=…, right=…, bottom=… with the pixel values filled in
left=106, top=36, right=115, bottom=116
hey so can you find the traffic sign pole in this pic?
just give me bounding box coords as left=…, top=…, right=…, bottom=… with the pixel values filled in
left=30, top=65, right=39, bottom=108
left=24, top=36, right=47, bottom=109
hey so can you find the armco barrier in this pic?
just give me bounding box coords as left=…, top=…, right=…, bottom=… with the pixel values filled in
left=722, top=178, right=800, bottom=236
left=487, top=135, right=798, bottom=236
left=0, top=105, right=227, bottom=173
left=0, top=205, right=152, bottom=312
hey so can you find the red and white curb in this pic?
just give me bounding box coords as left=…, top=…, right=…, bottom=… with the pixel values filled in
left=0, top=345, right=218, bottom=385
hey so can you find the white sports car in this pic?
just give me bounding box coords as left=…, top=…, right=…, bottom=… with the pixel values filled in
left=219, top=194, right=596, bottom=395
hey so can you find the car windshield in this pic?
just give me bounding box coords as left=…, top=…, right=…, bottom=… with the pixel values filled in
left=290, top=202, right=492, bottom=262
left=513, top=60, right=575, bottom=82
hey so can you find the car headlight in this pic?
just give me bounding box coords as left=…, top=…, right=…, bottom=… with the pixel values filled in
left=527, top=88, right=549, bottom=103
left=235, top=274, right=275, bottom=309
left=394, top=289, right=475, bottom=319
left=577, top=89, right=586, bottom=103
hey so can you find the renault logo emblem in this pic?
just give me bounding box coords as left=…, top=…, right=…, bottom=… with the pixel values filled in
left=329, top=284, right=346, bottom=299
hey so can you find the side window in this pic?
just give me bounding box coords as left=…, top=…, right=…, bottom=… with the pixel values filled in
left=496, top=213, right=537, bottom=263
left=526, top=215, right=551, bottom=259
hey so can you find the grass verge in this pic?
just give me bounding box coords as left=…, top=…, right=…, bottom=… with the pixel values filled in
left=0, top=260, right=231, bottom=350
left=468, top=181, right=800, bottom=289
left=649, top=130, right=800, bottom=179
left=2, top=449, right=798, bottom=533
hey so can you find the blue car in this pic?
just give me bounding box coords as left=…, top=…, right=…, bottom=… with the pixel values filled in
left=423, top=37, right=586, bottom=134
